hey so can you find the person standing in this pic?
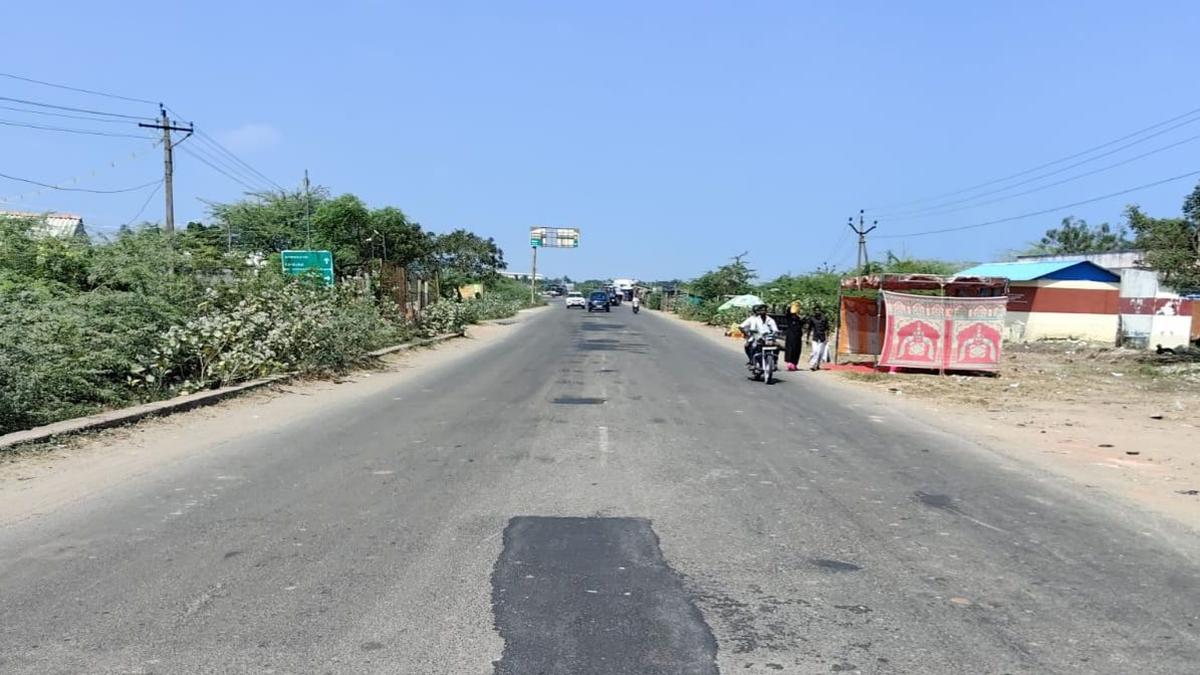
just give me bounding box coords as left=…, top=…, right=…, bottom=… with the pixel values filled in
left=808, top=310, right=830, bottom=371
left=783, top=302, right=804, bottom=371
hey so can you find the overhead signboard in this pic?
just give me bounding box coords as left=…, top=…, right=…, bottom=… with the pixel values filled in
left=281, top=250, right=334, bottom=286
left=530, top=227, right=580, bottom=249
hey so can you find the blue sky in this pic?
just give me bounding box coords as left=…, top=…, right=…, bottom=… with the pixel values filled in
left=2, top=1, right=1198, bottom=281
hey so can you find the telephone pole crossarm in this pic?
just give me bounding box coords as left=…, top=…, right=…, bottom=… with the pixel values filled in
left=138, top=106, right=194, bottom=237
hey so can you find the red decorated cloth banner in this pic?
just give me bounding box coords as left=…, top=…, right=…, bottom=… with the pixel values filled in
left=878, top=291, right=1006, bottom=372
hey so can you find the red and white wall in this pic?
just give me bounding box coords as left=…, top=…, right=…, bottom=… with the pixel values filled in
left=1119, top=269, right=1195, bottom=349
left=1003, top=280, right=1121, bottom=342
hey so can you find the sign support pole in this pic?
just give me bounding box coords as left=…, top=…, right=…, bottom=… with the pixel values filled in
left=530, top=246, right=538, bottom=305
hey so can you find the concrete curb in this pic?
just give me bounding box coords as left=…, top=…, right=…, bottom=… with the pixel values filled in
left=0, top=331, right=466, bottom=452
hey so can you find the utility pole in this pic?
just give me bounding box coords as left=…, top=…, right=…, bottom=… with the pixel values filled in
left=303, top=169, right=312, bottom=248
left=530, top=245, right=538, bottom=305
left=138, top=106, right=193, bottom=238
left=848, top=209, right=877, bottom=273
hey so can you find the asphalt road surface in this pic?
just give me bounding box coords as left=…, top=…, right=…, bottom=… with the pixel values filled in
left=2, top=303, right=1198, bottom=674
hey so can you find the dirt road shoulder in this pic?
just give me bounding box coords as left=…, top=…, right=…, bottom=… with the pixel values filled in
left=652, top=309, right=1200, bottom=534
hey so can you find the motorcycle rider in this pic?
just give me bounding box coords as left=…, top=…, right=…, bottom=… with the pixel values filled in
left=632, top=295, right=641, bottom=312
left=739, top=304, right=779, bottom=367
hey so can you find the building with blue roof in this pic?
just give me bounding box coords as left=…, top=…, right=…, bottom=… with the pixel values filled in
left=956, top=260, right=1121, bottom=342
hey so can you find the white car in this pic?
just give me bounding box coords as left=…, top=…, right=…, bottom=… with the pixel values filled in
left=565, top=292, right=586, bottom=309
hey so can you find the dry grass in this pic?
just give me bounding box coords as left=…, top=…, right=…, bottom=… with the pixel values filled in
left=841, top=341, right=1200, bottom=409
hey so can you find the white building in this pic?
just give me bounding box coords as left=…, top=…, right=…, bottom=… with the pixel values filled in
left=0, top=210, right=87, bottom=239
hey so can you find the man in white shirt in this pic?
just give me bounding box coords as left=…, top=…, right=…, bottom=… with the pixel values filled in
left=739, top=304, right=779, bottom=366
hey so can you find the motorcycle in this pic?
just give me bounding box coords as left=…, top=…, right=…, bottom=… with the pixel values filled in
left=632, top=303, right=640, bottom=314
left=748, top=332, right=780, bottom=384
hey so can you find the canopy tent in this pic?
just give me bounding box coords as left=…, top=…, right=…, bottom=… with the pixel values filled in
left=836, top=274, right=1010, bottom=374
left=717, top=294, right=765, bottom=311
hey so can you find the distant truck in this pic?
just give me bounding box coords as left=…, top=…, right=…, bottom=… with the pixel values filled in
left=612, top=278, right=637, bottom=302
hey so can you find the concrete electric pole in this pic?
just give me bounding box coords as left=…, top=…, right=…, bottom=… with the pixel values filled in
left=138, top=105, right=193, bottom=238
left=848, top=209, right=877, bottom=273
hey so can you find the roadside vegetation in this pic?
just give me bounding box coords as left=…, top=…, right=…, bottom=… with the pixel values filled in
left=668, top=181, right=1200, bottom=329
left=0, top=188, right=535, bottom=436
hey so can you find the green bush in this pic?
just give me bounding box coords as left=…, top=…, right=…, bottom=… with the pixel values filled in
left=0, top=285, right=184, bottom=433
left=711, top=307, right=749, bottom=328
left=134, top=278, right=412, bottom=394
left=677, top=298, right=721, bottom=324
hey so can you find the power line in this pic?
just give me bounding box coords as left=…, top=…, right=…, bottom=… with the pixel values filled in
left=0, top=103, right=140, bottom=125
left=123, top=181, right=164, bottom=226
left=183, top=142, right=274, bottom=192
left=880, top=114, right=1200, bottom=218
left=876, top=169, right=1200, bottom=240
left=193, top=129, right=284, bottom=191
left=180, top=147, right=259, bottom=191
left=0, top=141, right=158, bottom=205
left=868, top=105, right=1200, bottom=212
left=0, top=95, right=152, bottom=121
left=0, top=72, right=158, bottom=105
left=885, top=130, right=1200, bottom=222
left=162, top=105, right=283, bottom=192
left=0, top=118, right=154, bottom=139
left=0, top=172, right=161, bottom=194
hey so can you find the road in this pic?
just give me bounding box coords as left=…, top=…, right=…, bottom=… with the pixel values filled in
left=1, top=303, right=1198, bottom=674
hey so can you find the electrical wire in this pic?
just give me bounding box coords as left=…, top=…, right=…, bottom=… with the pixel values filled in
left=821, top=228, right=852, bottom=268
left=123, top=181, right=164, bottom=226
left=0, top=172, right=161, bottom=194
left=193, top=129, right=284, bottom=191
left=0, top=118, right=154, bottom=139
left=180, top=147, right=260, bottom=191
left=183, top=143, right=273, bottom=192
left=875, top=168, right=1200, bottom=240
left=880, top=115, right=1200, bottom=218
left=0, top=103, right=143, bottom=125
left=884, top=130, right=1200, bottom=222
left=867, top=105, right=1200, bottom=212
left=0, top=95, right=152, bottom=121
left=0, top=72, right=158, bottom=105
left=164, top=103, right=285, bottom=192
left=188, top=141, right=273, bottom=190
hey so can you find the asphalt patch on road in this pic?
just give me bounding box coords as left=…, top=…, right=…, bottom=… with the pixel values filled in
left=553, top=397, right=607, bottom=405
left=490, top=516, right=718, bottom=674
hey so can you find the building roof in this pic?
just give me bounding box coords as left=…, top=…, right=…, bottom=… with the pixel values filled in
left=0, top=210, right=87, bottom=239
left=956, top=260, right=1119, bottom=282
left=1015, top=250, right=1146, bottom=271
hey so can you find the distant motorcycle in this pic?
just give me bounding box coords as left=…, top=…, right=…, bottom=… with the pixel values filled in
left=632, top=304, right=640, bottom=314
left=748, top=332, right=780, bottom=384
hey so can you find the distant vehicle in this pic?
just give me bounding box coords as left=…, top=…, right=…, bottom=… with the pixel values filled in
left=565, top=292, right=586, bottom=309
left=587, top=291, right=611, bottom=313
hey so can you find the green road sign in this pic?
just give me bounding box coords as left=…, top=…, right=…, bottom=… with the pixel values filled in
left=281, top=250, right=334, bottom=286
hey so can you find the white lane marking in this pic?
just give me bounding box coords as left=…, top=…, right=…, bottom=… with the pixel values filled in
left=598, top=425, right=611, bottom=467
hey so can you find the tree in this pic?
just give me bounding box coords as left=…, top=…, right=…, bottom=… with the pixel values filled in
left=207, top=189, right=321, bottom=254
left=1024, top=216, right=1132, bottom=255
left=689, top=254, right=754, bottom=300
left=433, top=229, right=506, bottom=293
left=1126, top=200, right=1200, bottom=292
left=369, top=207, right=435, bottom=271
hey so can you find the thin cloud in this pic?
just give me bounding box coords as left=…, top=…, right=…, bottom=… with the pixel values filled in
left=217, top=123, right=282, bottom=153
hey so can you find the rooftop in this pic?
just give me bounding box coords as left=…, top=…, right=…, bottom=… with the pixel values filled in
left=956, top=260, right=1119, bottom=282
